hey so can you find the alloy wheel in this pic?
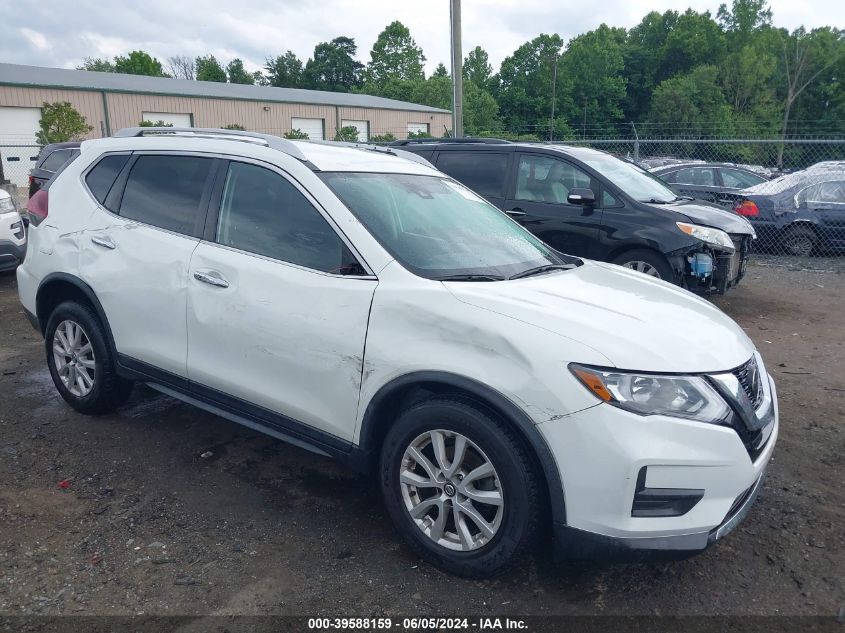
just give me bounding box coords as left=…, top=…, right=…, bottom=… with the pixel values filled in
left=622, top=260, right=662, bottom=277
left=399, top=429, right=504, bottom=552
left=52, top=320, right=96, bottom=397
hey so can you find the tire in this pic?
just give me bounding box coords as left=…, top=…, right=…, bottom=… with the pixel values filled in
left=781, top=224, right=817, bottom=257
left=380, top=396, right=540, bottom=577
left=612, top=249, right=675, bottom=281
left=45, top=301, right=133, bottom=414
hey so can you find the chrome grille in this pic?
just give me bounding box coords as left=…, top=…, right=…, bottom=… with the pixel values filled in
left=732, top=356, right=763, bottom=409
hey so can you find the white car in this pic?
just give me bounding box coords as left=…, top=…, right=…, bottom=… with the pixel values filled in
left=0, top=189, right=26, bottom=272
left=17, top=128, right=778, bottom=577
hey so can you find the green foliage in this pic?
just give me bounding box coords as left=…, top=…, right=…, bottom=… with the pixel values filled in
left=78, top=57, right=115, bottom=72
left=407, top=129, right=433, bottom=139
left=660, top=9, right=726, bottom=78
left=463, top=82, right=501, bottom=135
left=37, top=102, right=93, bottom=144
left=334, top=126, right=361, bottom=141
left=365, top=21, right=426, bottom=88
left=195, top=55, right=227, bottom=82
left=648, top=65, right=734, bottom=136
left=114, top=51, right=167, bottom=77
left=369, top=132, right=397, bottom=143
left=304, top=37, right=363, bottom=92
left=138, top=120, right=174, bottom=127
left=226, top=59, right=254, bottom=85
left=463, top=46, right=493, bottom=90
left=265, top=51, right=303, bottom=88
left=433, top=63, right=449, bottom=78
left=222, top=123, right=246, bottom=130
left=283, top=128, right=310, bottom=139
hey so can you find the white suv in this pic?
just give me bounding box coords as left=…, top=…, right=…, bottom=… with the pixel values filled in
left=17, top=128, right=778, bottom=577
left=0, top=189, right=26, bottom=272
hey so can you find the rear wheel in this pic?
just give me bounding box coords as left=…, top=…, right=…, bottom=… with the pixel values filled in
left=612, top=249, right=674, bottom=281
left=45, top=301, right=133, bottom=414
left=380, top=397, right=540, bottom=577
left=781, top=224, right=817, bottom=257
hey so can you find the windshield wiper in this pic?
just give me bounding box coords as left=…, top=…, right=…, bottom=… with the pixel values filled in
left=508, top=264, right=574, bottom=280
left=640, top=198, right=673, bottom=204
left=436, top=274, right=505, bottom=282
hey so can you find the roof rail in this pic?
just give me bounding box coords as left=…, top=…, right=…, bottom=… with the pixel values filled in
left=389, top=137, right=511, bottom=146
left=304, top=139, right=435, bottom=169
left=113, top=127, right=313, bottom=167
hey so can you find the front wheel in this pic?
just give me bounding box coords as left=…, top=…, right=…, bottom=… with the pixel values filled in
left=612, top=249, right=675, bottom=281
left=380, top=397, right=540, bottom=577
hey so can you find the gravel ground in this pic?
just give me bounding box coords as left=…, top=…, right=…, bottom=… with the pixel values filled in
left=0, top=258, right=842, bottom=621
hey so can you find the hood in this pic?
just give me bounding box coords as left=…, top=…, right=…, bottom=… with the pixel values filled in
left=654, top=199, right=754, bottom=235
left=446, top=260, right=754, bottom=374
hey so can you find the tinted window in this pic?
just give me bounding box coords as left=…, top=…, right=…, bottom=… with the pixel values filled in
left=720, top=168, right=765, bottom=188
left=41, top=149, right=71, bottom=172
left=515, top=155, right=592, bottom=204
left=436, top=152, right=509, bottom=198
left=85, top=154, right=130, bottom=204
left=217, top=162, right=349, bottom=273
left=119, top=155, right=213, bottom=235
left=670, top=167, right=715, bottom=186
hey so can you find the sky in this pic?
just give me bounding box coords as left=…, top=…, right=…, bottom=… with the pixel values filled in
left=1, top=0, right=842, bottom=77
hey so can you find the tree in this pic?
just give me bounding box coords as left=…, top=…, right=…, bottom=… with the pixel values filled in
left=222, top=123, right=246, bottom=130
left=407, top=129, right=433, bottom=139
left=648, top=65, right=734, bottom=137
left=433, top=63, right=449, bottom=78
left=660, top=9, right=726, bottom=79
left=496, top=34, right=566, bottom=136
left=253, top=71, right=269, bottom=86
left=78, top=57, right=115, bottom=72
left=139, top=119, right=174, bottom=127
left=167, top=55, right=195, bottom=80
left=560, top=24, right=628, bottom=135
left=265, top=51, right=304, bottom=88
left=776, top=27, right=845, bottom=165
left=284, top=128, right=310, bottom=139
left=195, top=55, right=227, bottom=82
left=304, top=37, right=363, bottom=92
left=114, top=51, right=167, bottom=77
left=365, top=21, right=426, bottom=88
left=334, top=125, right=360, bottom=141
left=227, top=59, right=254, bottom=84
left=463, top=82, right=501, bottom=134
left=621, top=10, right=678, bottom=120
left=369, top=131, right=397, bottom=143
left=37, top=102, right=93, bottom=144
left=717, top=0, right=772, bottom=36
left=463, top=46, right=493, bottom=90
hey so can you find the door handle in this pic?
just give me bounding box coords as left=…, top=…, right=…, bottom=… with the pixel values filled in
left=506, top=208, right=526, bottom=217
left=91, top=236, right=115, bottom=250
left=193, top=270, right=229, bottom=288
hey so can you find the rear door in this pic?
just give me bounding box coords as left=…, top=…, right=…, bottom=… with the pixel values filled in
left=81, top=152, right=218, bottom=377
left=433, top=150, right=511, bottom=209
left=799, top=180, right=845, bottom=247
left=502, top=152, right=602, bottom=257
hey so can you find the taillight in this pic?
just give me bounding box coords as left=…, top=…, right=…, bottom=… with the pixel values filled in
left=734, top=200, right=759, bottom=217
left=28, top=189, right=48, bottom=226
left=28, top=175, right=34, bottom=185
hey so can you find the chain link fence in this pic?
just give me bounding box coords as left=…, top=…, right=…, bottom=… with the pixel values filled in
left=553, top=139, right=845, bottom=257
left=0, top=145, right=39, bottom=211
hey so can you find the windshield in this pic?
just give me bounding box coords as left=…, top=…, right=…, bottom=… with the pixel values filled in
left=576, top=151, right=678, bottom=203
left=320, top=172, right=576, bottom=280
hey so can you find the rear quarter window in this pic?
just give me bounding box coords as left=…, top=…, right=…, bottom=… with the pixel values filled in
left=40, top=149, right=72, bottom=173
left=435, top=151, right=510, bottom=198
left=85, top=154, right=131, bottom=204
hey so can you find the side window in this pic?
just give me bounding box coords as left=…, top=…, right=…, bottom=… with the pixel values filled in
left=671, top=167, right=715, bottom=186
left=515, top=155, right=592, bottom=204
left=118, top=155, right=214, bottom=236
left=217, top=161, right=356, bottom=274
left=41, top=149, right=70, bottom=172
left=796, top=181, right=845, bottom=206
left=85, top=154, right=130, bottom=205
left=721, top=169, right=765, bottom=189
left=660, top=170, right=680, bottom=184
left=435, top=152, right=509, bottom=198
left=601, top=189, right=619, bottom=207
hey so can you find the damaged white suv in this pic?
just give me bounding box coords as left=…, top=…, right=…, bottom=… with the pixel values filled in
left=17, top=128, right=778, bottom=577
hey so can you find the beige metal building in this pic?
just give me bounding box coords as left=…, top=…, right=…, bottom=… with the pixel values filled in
left=0, top=62, right=451, bottom=186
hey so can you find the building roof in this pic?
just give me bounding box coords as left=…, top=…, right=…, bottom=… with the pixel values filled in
left=0, top=63, right=450, bottom=114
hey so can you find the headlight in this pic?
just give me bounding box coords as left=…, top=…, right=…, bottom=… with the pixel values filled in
left=0, top=197, right=15, bottom=214
left=676, top=222, right=734, bottom=252
left=570, top=364, right=731, bottom=424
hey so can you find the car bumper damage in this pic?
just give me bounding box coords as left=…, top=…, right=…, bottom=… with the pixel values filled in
left=668, top=233, right=752, bottom=294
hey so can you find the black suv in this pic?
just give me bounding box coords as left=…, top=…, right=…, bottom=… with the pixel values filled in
left=393, top=139, right=756, bottom=294
left=29, top=142, right=81, bottom=198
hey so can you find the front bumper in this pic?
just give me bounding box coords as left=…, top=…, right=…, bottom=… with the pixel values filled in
left=0, top=238, right=26, bottom=272
left=541, top=372, right=778, bottom=558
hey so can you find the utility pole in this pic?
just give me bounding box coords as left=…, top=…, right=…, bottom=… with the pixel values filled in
left=549, top=53, right=558, bottom=142
left=450, top=0, right=464, bottom=138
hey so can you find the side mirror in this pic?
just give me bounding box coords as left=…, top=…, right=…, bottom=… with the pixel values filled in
left=567, top=188, right=596, bottom=206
